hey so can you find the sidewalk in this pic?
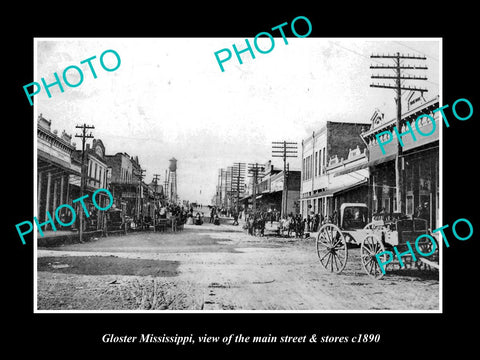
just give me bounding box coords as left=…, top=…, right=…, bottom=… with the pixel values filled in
left=38, top=229, right=103, bottom=247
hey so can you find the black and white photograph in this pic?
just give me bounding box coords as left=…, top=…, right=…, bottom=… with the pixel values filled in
left=6, top=6, right=479, bottom=354
left=32, top=37, right=441, bottom=312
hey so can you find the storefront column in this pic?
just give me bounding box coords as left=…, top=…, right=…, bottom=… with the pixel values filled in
left=53, top=179, right=58, bottom=217
left=367, top=170, right=372, bottom=220
left=60, top=176, right=64, bottom=206
left=45, top=172, right=51, bottom=225
left=413, top=158, right=420, bottom=219
left=65, top=176, right=70, bottom=204
left=37, top=171, right=43, bottom=217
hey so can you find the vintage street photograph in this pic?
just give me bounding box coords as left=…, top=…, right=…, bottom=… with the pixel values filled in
left=34, top=37, right=441, bottom=312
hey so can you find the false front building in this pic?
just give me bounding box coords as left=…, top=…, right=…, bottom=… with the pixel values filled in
left=37, top=115, right=81, bottom=229
left=360, top=94, right=440, bottom=229
left=300, top=121, right=370, bottom=221
left=70, top=138, right=109, bottom=231
left=105, top=152, right=144, bottom=221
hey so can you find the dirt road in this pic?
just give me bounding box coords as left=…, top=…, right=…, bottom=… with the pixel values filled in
left=36, top=222, right=439, bottom=311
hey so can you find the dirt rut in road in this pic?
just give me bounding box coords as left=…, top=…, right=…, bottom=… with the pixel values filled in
left=36, top=225, right=439, bottom=311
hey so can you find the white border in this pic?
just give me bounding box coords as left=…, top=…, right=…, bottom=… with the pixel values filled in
left=33, top=37, right=443, bottom=314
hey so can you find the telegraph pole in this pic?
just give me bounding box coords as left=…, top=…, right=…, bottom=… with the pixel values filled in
left=75, top=123, right=94, bottom=242
left=134, top=168, right=146, bottom=227
left=164, top=169, right=169, bottom=203
left=370, top=53, right=428, bottom=214
left=217, top=172, right=221, bottom=208
left=272, top=141, right=298, bottom=218
left=219, top=169, right=225, bottom=210
left=223, top=168, right=228, bottom=210
left=152, top=174, right=160, bottom=232
left=248, top=163, right=265, bottom=213
left=232, top=162, right=246, bottom=216
left=226, top=166, right=233, bottom=214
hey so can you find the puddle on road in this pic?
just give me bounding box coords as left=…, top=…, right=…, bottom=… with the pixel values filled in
left=38, top=256, right=180, bottom=277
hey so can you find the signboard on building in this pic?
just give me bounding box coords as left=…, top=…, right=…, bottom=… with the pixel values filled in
left=407, top=90, right=427, bottom=111
left=271, top=178, right=284, bottom=192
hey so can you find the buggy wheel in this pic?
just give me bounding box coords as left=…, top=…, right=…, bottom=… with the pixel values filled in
left=361, top=235, right=386, bottom=279
left=415, top=240, right=437, bottom=270
left=316, top=223, right=348, bottom=273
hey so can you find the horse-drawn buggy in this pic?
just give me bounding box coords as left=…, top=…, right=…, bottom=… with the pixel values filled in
left=316, top=203, right=439, bottom=279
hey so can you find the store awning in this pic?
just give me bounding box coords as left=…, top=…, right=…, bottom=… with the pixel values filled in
left=367, top=153, right=396, bottom=167
left=333, top=179, right=368, bottom=196
left=302, top=178, right=368, bottom=200
left=38, top=149, right=81, bottom=176
left=333, top=162, right=369, bottom=177
left=239, top=194, right=251, bottom=202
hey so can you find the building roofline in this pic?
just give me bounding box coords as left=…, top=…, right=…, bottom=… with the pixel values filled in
left=361, top=95, right=440, bottom=138
left=302, top=120, right=370, bottom=144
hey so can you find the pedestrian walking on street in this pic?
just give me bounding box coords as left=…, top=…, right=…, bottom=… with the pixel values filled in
left=247, top=214, right=255, bottom=236
left=258, top=213, right=266, bottom=236
left=287, top=213, right=295, bottom=237
left=313, top=213, right=320, bottom=232
left=210, top=207, right=215, bottom=223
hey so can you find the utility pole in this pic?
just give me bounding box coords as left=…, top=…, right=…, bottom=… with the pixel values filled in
left=152, top=174, right=160, bottom=232
left=232, top=162, right=246, bottom=216
left=216, top=172, right=221, bottom=207
left=272, top=141, right=298, bottom=218
left=248, top=163, right=265, bottom=213
left=219, top=169, right=225, bottom=210
left=75, top=123, right=95, bottom=243
left=226, top=166, right=233, bottom=214
left=370, top=52, right=428, bottom=214
left=134, top=168, right=146, bottom=227
left=223, top=168, right=228, bottom=210
left=164, top=169, right=169, bottom=203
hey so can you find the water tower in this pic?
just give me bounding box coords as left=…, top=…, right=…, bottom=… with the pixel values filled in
left=168, top=157, right=178, bottom=203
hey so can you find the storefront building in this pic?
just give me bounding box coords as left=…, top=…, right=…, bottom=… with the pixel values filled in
left=105, top=152, right=143, bottom=220
left=360, top=94, right=440, bottom=229
left=71, top=139, right=109, bottom=231
left=255, top=168, right=301, bottom=216
left=240, top=161, right=300, bottom=216
left=300, top=121, right=370, bottom=220
left=37, top=115, right=81, bottom=229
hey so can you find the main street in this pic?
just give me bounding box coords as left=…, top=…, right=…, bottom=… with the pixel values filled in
left=37, top=214, right=439, bottom=311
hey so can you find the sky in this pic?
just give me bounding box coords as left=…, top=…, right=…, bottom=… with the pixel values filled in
left=34, top=38, right=440, bottom=204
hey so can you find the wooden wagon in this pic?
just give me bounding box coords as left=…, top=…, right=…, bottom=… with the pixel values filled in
left=316, top=204, right=439, bottom=279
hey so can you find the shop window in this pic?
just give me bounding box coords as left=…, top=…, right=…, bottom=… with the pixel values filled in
left=405, top=160, right=414, bottom=192
left=319, top=149, right=322, bottom=175
left=383, top=198, right=390, bottom=213
left=303, top=158, right=306, bottom=180
left=419, top=164, right=431, bottom=192
left=307, top=156, right=311, bottom=180
left=309, top=155, right=312, bottom=179
left=406, top=195, right=414, bottom=216
left=322, top=147, right=326, bottom=174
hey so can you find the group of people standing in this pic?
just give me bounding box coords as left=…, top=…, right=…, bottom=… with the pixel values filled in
left=245, top=211, right=267, bottom=236
left=280, top=212, right=328, bottom=237
left=241, top=207, right=331, bottom=238
left=208, top=206, right=221, bottom=225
